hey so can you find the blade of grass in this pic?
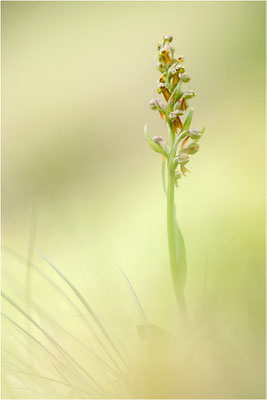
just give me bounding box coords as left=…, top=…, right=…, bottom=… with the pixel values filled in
left=2, top=346, right=34, bottom=373
left=1, top=292, right=105, bottom=397
left=33, top=247, right=131, bottom=375
left=3, top=246, right=125, bottom=378
left=25, top=198, right=39, bottom=362
left=2, top=312, right=77, bottom=384
left=34, top=301, right=120, bottom=379
left=118, top=266, right=149, bottom=328
left=2, top=368, right=69, bottom=387
left=25, top=197, right=38, bottom=310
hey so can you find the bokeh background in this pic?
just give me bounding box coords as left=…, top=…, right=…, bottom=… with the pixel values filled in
left=2, top=1, right=265, bottom=399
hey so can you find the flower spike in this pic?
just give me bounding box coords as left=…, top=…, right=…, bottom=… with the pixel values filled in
left=144, top=35, right=205, bottom=314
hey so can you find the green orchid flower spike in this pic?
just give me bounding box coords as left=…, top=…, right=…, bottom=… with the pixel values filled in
left=145, top=35, right=205, bottom=316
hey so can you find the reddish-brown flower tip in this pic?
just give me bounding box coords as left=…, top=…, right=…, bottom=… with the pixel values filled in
left=157, top=83, right=171, bottom=102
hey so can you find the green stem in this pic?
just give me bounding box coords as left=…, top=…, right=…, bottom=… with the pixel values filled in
left=162, top=157, right=167, bottom=194
left=167, top=125, right=187, bottom=316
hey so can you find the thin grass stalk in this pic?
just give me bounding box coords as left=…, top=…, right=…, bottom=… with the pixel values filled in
left=1, top=292, right=106, bottom=397
left=4, top=246, right=129, bottom=381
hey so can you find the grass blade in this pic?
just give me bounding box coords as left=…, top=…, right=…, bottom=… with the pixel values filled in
left=33, top=248, right=131, bottom=375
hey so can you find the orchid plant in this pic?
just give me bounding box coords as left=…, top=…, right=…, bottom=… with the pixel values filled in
left=145, top=35, right=205, bottom=315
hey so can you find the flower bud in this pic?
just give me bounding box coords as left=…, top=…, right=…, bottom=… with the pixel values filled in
left=177, top=55, right=184, bottom=63
left=159, top=74, right=165, bottom=83
left=149, top=99, right=166, bottom=119
left=149, top=99, right=166, bottom=110
left=186, top=142, right=199, bottom=155
left=188, top=129, right=202, bottom=140
left=152, top=136, right=163, bottom=143
left=144, top=125, right=168, bottom=157
left=183, top=90, right=196, bottom=100
left=149, top=100, right=158, bottom=110
left=164, top=34, right=173, bottom=43
left=177, top=153, right=190, bottom=165
left=169, top=109, right=184, bottom=121
left=152, top=136, right=169, bottom=154
left=175, top=65, right=185, bottom=74
left=180, top=73, right=190, bottom=83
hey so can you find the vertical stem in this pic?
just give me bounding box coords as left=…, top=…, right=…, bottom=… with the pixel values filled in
left=167, top=131, right=187, bottom=316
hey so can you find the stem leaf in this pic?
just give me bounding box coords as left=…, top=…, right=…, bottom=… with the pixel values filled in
left=144, top=124, right=168, bottom=157
left=182, top=108, right=194, bottom=132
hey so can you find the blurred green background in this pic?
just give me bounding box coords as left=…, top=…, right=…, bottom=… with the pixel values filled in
left=2, top=1, right=265, bottom=398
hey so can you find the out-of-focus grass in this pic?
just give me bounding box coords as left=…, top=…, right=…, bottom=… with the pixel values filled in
left=2, top=1, right=265, bottom=398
